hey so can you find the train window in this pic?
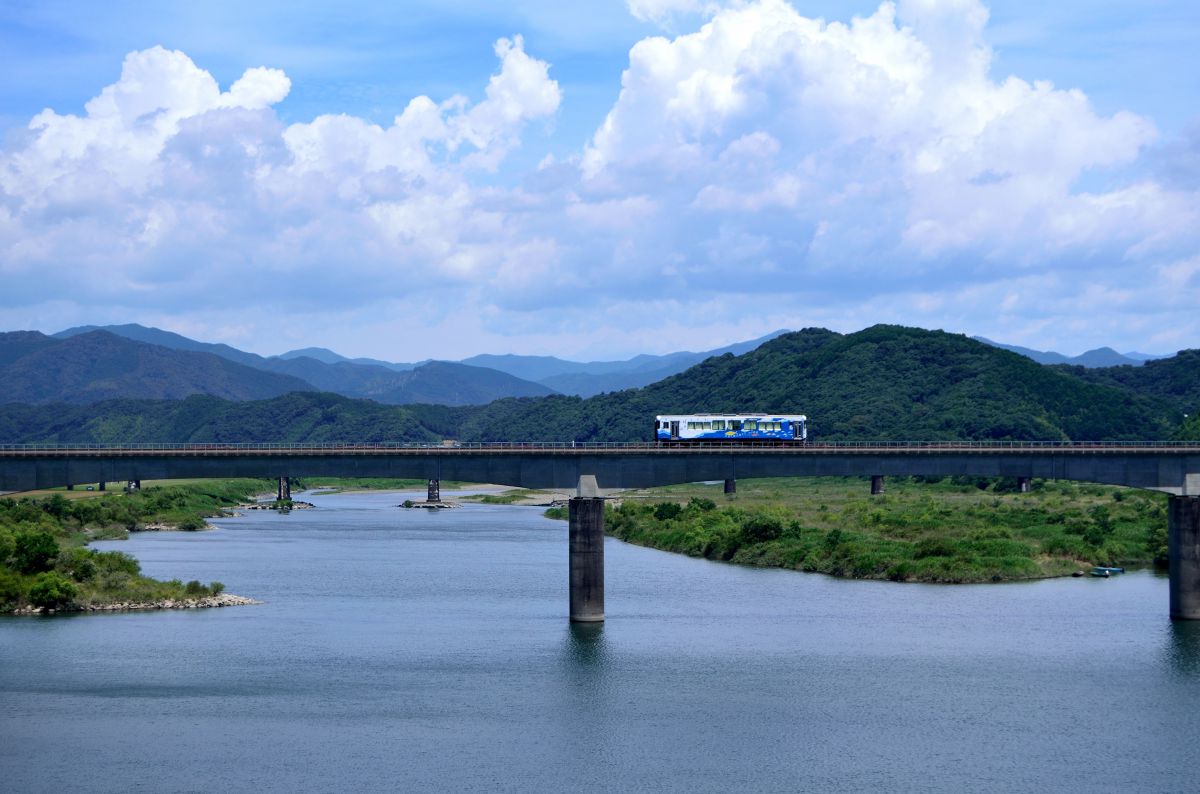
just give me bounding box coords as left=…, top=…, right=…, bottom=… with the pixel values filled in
left=731, top=420, right=742, bottom=431
left=744, top=420, right=758, bottom=430
left=712, top=420, right=725, bottom=430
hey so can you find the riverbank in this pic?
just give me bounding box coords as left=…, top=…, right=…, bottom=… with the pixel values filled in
left=539, top=476, right=1169, bottom=583
left=0, top=479, right=269, bottom=614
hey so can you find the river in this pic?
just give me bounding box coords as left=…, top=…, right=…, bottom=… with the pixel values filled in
left=3, top=488, right=1200, bottom=792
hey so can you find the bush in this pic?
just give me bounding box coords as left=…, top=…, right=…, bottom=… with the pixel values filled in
left=184, top=580, right=207, bottom=596
left=92, top=550, right=141, bottom=576
left=12, top=530, right=59, bottom=574
left=28, top=572, right=77, bottom=609
left=688, top=497, right=717, bottom=512
left=0, top=570, right=24, bottom=608
left=209, top=581, right=225, bottom=595
left=177, top=518, right=206, bottom=531
left=740, top=512, right=785, bottom=543
left=57, top=547, right=97, bottom=582
left=653, top=502, right=683, bottom=521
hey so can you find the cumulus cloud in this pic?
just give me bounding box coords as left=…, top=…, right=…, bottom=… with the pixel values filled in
left=1, top=3, right=1196, bottom=358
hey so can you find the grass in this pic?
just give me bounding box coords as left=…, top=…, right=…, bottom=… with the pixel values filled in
left=544, top=476, right=1169, bottom=583
left=294, top=477, right=474, bottom=493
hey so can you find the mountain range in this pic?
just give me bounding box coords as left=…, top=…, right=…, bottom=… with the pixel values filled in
left=3, top=325, right=1196, bottom=444
left=972, top=337, right=1168, bottom=367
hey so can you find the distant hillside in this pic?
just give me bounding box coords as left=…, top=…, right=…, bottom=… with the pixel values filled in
left=0, top=331, right=313, bottom=404
left=48, top=324, right=551, bottom=406
left=0, top=392, right=449, bottom=444
left=1055, top=350, right=1200, bottom=417
left=466, top=330, right=791, bottom=396
left=3, top=326, right=1185, bottom=443
left=453, top=326, right=1176, bottom=442
left=973, top=336, right=1169, bottom=368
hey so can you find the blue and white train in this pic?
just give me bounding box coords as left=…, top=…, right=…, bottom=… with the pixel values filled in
left=654, top=413, right=807, bottom=444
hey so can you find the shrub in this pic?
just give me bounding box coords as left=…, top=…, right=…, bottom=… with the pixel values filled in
left=28, top=572, right=77, bottom=609
left=0, top=570, right=24, bottom=608
left=57, top=547, right=97, bottom=582
left=92, top=550, right=140, bottom=576
left=209, top=581, right=225, bottom=595
left=184, top=580, right=207, bottom=596
left=177, top=517, right=206, bottom=531
left=688, top=497, right=717, bottom=512
left=740, top=512, right=785, bottom=543
left=653, top=502, right=683, bottom=521
left=12, top=530, right=59, bottom=574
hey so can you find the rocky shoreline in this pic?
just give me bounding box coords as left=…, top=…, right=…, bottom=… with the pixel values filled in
left=8, top=593, right=260, bottom=616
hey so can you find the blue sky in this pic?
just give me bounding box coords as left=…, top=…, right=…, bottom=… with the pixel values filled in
left=1, top=0, right=1197, bottom=359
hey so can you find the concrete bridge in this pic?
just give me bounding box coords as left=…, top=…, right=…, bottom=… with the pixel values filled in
left=2, top=441, right=1199, bottom=621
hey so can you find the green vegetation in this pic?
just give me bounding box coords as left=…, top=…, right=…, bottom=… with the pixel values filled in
left=0, top=480, right=265, bottom=612
left=2, top=326, right=1192, bottom=444
left=545, top=477, right=1169, bottom=583
left=294, top=477, right=471, bottom=493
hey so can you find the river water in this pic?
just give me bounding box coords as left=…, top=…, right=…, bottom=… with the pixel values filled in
left=3, top=489, right=1200, bottom=793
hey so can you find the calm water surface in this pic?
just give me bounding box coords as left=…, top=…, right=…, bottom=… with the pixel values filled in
left=3, top=489, right=1200, bottom=792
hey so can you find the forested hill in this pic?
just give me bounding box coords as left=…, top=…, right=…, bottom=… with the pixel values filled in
left=0, top=326, right=1189, bottom=444
left=455, top=326, right=1178, bottom=442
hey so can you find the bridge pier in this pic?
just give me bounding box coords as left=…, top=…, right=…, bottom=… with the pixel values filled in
left=871, top=475, right=885, bottom=495
left=1018, top=477, right=1031, bottom=493
left=98, top=481, right=105, bottom=492
left=724, top=478, right=736, bottom=496
left=277, top=477, right=291, bottom=501
left=427, top=479, right=440, bottom=503
left=1170, top=496, right=1200, bottom=620
left=569, top=476, right=604, bottom=623
left=66, top=484, right=73, bottom=491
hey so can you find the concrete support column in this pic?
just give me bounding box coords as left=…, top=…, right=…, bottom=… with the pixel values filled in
left=1017, top=477, right=1031, bottom=493
left=98, top=481, right=105, bottom=492
left=66, top=484, right=74, bottom=491
left=427, top=479, right=440, bottom=503
left=1169, top=496, right=1200, bottom=620
left=724, top=478, right=736, bottom=495
left=871, top=475, right=885, bottom=495
left=277, top=477, right=291, bottom=501
left=134, top=479, right=141, bottom=490
left=569, top=497, right=605, bottom=623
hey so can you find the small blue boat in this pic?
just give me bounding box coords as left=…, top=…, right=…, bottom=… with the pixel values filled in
left=1093, top=566, right=1125, bottom=574
left=1090, top=569, right=1110, bottom=578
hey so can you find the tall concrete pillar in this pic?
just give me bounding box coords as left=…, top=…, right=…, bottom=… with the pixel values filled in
left=569, top=497, right=605, bottom=623
left=98, top=481, right=105, bottom=492
left=277, top=476, right=291, bottom=501
left=724, top=478, right=736, bottom=495
left=1017, top=477, right=1031, bottom=493
left=427, top=479, right=440, bottom=503
left=66, top=484, right=74, bottom=491
left=1169, top=496, right=1200, bottom=620
left=133, top=479, right=141, bottom=490
left=871, top=475, right=885, bottom=495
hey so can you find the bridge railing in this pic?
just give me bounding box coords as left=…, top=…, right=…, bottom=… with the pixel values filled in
left=1, top=440, right=1198, bottom=452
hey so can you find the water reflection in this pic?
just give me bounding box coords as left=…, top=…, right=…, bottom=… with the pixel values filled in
left=1166, top=621, right=1200, bottom=675
left=564, top=622, right=607, bottom=669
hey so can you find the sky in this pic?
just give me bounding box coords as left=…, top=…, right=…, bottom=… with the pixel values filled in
left=1, top=0, right=1197, bottom=360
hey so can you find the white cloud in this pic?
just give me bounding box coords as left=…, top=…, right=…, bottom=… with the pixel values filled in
left=1, top=3, right=1196, bottom=360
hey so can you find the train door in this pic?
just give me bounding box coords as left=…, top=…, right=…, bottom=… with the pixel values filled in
left=670, top=420, right=680, bottom=439
left=792, top=420, right=805, bottom=441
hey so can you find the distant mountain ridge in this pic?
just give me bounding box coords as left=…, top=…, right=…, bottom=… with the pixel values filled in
left=41, top=326, right=554, bottom=406
left=53, top=323, right=792, bottom=400
left=5, top=326, right=1192, bottom=444
left=972, top=336, right=1170, bottom=368
left=0, top=331, right=311, bottom=404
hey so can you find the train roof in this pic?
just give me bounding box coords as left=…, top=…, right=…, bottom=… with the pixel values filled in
left=655, top=412, right=805, bottom=417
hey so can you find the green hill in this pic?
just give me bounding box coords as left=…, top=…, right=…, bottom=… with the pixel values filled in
left=0, top=331, right=313, bottom=404
left=0, top=326, right=1185, bottom=444
left=453, top=326, right=1176, bottom=442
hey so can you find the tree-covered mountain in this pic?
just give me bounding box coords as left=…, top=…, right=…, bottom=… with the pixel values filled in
left=1052, top=350, right=1200, bottom=417
left=48, top=323, right=551, bottom=405
left=0, top=331, right=312, bottom=404
left=1, top=326, right=1189, bottom=444
left=452, top=326, right=1177, bottom=442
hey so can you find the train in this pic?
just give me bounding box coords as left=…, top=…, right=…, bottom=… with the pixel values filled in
left=654, top=413, right=807, bottom=444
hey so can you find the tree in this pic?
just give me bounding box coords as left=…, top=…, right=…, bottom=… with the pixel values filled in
left=28, top=572, right=77, bottom=609
left=12, top=530, right=58, bottom=574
